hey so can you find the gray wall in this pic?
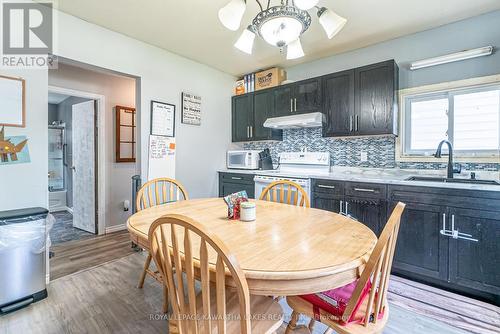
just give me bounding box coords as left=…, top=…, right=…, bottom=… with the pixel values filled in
left=48, top=103, right=58, bottom=123
left=286, top=10, right=500, bottom=89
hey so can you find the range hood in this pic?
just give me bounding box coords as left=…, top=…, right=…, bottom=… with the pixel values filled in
left=263, top=112, right=325, bottom=129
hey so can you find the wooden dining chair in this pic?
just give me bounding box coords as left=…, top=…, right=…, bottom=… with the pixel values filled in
left=136, top=178, right=189, bottom=313
left=285, top=202, right=406, bottom=334
left=148, top=214, right=283, bottom=333
left=259, top=180, right=310, bottom=208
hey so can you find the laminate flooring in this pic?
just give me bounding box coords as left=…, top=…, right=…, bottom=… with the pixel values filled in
left=2, top=252, right=498, bottom=334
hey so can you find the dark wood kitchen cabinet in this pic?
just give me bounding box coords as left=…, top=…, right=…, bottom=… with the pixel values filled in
left=218, top=172, right=255, bottom=199
left=321, top=60, right=398, bottom=137
left=388, top=185, right=500, bottom=305
left=274, top=85, right=293, bottom=116
left=448, top=207, right=500, bottom=301
left=274, top=78, right=322, bottom=117
left=345, top=197, right=385, bottom=236
left=294, top=78, right=322, bottom=114
left=231, top=60, right=398, bottom=141
left=322, top=70, right=355, bottom=137
left=232, top=94, right=253, bottom=142
left=253, top=90, right=282, bottom=141
left=354, top=60, right=398, bottom=136
left=311, top=179, right=386, bottom=236
left=232, top=92, right=282, bottom=142
left=388, top=201, right=448, bottom=281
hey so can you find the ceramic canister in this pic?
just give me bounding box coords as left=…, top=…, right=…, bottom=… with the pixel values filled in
left=240, top=201, right=256, bottom=222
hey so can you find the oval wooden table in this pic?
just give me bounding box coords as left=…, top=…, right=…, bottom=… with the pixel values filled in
left=127, top=198, right=377, bottom=296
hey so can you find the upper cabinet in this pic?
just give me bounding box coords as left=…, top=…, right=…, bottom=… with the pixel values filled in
left=294, top=78, right=322, bottom=114
left=231, top=60, right=399, bottom=142
left=354, top=60, right=398, bottom=136
left=232, top=91, right=282, bottom=142
left=253, top=90, right=282, bottom=141
left=322, top=70, right=355, bottom=137
left=274, top=78, right=322, bottom=117
left=232, top=94, right=253, bottom=142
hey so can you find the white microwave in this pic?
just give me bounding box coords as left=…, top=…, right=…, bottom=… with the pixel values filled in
left=227, top=150, right=260, bottom=170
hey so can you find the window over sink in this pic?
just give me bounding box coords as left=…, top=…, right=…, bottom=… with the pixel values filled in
left=400, top=81, right=500, bottom=159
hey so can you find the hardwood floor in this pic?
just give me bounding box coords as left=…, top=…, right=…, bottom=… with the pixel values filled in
left=387, top=275, right=500, bottom=334
left=50, top=230, right=136, bottom=280
left=3, top=251, right=498, bottom=334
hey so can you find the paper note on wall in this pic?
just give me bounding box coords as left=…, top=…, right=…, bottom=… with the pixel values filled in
left=148, top=135, right=175, bottom=180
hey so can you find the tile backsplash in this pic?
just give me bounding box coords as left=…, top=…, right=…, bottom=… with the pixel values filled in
left=242, top=127, right=500, bottom=171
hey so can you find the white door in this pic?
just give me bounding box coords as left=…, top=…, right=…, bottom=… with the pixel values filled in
left=72, top=100, right=96, bottom=233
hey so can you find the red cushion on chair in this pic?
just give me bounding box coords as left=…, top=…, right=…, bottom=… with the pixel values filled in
left=299, top=279, right=372, bottom=325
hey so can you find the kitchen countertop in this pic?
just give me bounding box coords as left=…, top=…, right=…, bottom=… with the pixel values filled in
left=218, top=167, right=500, bottom=192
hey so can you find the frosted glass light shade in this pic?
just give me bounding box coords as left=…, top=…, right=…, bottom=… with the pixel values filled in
left=287, top=39, right=305, bottom=59
left=318, top=7, right=347, bottom=39
left=294, top=0, right=319, bottom=10
left=234, top=27, right=256, bottom=54
left=260, top=17, right=303, bottom=47
left=218, top=0, right=246, bottom=31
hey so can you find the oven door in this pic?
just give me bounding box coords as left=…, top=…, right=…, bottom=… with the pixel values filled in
left=254, top=176, right=310, bottom=202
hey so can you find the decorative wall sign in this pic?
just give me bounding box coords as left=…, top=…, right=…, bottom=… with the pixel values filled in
left=151, top=100, right=175, bottom=137
left=0, top=75, right=25, bottom=127
left=115, top=105, right=136, bottom=163
left=181, top=92, right=201, bottom=126
left=0, top=127, right=30, bottom=164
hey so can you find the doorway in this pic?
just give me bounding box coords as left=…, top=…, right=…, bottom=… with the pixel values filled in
left=48, top=88, right=104, bottom=245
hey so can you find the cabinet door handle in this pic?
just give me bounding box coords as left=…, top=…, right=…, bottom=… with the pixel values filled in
left=339, top=200, right=344, bottom=214
left=317, top=184, right=335, bottom=189
left=355, top=115, right=359, bottom=132
left=290, top=99, right=293, bottom=113
left=294, top=98, right=297, bottom=112
left=354, top=188, right=375, bottom=193
left=349, top=116, right=353, bottom=132
left=231, top=177, right=242, bottom=180
left=345, top=201, right=349, bottom=215
left=246, top=126, right=249, bottom=138
left=250, top=126, right=253, bottom=138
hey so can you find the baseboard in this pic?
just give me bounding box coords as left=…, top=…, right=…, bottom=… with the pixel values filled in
left=105, top=224, right=127, bottom=234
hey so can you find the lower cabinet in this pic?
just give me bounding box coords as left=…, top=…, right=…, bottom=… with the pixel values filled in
left=448, top=207, right=500, bottom=301
left=218, top=172, right=255, bottom=199
left=389, top=185, right=500, bottom=305
left=311, top=179, right=386, bottom=236
left=345, top=197, right=386, bottom=236
left=388, top=201, right=448, bottom=282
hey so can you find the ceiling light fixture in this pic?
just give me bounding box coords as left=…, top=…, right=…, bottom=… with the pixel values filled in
left=220, top=0, right=347, bottom=60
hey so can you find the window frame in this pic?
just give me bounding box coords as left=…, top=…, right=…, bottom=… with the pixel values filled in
left=399, top=80, right=500, bottom=161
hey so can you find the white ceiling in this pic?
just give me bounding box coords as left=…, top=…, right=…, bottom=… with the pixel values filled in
left=53, top=0, right=500, bottom=76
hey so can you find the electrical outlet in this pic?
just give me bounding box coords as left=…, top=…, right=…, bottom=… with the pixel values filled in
left=360, top=151, right=368, bottom=162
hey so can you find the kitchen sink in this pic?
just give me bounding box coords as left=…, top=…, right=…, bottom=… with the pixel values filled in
left=406, top=176, right=500, bottom=185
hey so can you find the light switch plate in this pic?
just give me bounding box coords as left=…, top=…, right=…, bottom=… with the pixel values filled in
left=360, top=151, right=368, bottom=162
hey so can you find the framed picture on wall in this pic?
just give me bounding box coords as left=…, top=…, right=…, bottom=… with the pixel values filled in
left=150, top=100, right=175, bottom=137
left=0, top=75, right=26, bottom=127
left=115, top=105, right=136, bottom=163
left=181, top=92, right=201, bottom=126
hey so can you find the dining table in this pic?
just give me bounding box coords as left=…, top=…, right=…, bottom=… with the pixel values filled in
left=127, top=197, right=377, bottom=296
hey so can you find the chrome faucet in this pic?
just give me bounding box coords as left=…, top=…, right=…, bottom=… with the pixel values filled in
left=434, top=140, right=461, bottom=178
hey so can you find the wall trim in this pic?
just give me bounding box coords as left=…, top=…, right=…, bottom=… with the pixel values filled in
left=396, top=74, right=500, bottom=163
left=105, top=223, right=128, bottom=234
left=48, top=85, right=107, bottom=235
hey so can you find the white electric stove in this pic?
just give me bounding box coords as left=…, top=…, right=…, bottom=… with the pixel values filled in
left=254, top=151, right=330, bottom=200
